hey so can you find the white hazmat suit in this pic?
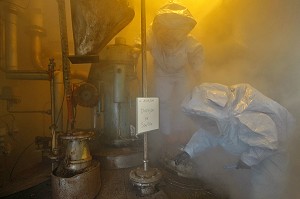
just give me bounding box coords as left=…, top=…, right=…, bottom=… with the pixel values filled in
left=181, top=83, right=295, bottom=199
left=147, top=2, right=204, bottom=136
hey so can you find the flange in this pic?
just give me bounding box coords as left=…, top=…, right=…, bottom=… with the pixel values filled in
left=129, top=167, right=162, bottom=196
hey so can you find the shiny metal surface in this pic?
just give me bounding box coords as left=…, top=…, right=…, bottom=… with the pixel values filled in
left=60, top=131, right=94, bottom=172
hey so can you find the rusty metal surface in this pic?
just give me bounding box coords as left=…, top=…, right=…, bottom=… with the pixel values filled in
left=70, top=0, right=135, bottom=55
left=51, top=161, right=101, bottom=199
left=73, top=83, right=99, bottom=107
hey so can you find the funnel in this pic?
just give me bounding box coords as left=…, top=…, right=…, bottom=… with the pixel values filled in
left=70, top=0, right=135, bottom=57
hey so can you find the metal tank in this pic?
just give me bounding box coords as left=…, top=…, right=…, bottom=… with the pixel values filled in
left=89, top=37, right=140, bottom=147
left=88, top=37, right=143, bottom=169
left=51, top=0, right=136, bottom=197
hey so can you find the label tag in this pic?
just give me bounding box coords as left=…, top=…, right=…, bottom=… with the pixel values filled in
left=136, top=97, right=159, bottom=134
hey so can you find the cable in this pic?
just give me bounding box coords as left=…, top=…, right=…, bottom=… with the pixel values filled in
left=9, top=142, right=34, bottom=182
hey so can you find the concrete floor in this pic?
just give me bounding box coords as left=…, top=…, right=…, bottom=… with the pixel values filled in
left=0, top=162, right=227, bottom=199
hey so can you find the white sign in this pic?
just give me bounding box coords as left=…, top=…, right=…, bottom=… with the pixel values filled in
left=136, top=97, right=159, bottom=134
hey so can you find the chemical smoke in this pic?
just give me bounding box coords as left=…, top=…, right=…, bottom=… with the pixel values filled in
left=118, top=0, right=300, bottom=198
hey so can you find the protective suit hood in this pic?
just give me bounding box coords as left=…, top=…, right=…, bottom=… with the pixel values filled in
left=153, top=2, right=197, bottom=32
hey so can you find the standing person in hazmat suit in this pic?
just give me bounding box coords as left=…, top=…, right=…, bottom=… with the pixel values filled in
left=145, top=2, right=204, bottom=149
left=174, top=83, right=295, bottom=199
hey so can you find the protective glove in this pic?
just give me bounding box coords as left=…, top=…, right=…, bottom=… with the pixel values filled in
left=174, top=151, right=191, bottom=166
left=236, top=159, right=251, bottom=169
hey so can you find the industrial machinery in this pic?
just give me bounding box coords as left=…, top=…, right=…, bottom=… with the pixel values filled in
left=51, top=131, right=101, bottom=199
left=51, top=0, right=134, bottom=198
left=89, top=37, right=140, bottom=147
left=0, top=1, right=238, bottom=198
left=87, top=36, right=144, bottom=169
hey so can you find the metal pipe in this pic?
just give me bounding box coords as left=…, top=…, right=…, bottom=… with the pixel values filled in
left=141, top=0, right=149, bottom=171
left=28, top=0, right=45, bottom=69
left=114, top=64, right=126, bottom=102
left=54, top=71, right=64, bottom=132
left=6, top=105, right=50, bottom=114
left=5, top=70, right=49, bottom=80
left=93, top=107, right=97, bottom=130
left=57, top=0, right=74, bottom=131
left=141, top=0, right=148, bottom=98
left=5, top=4, right=18, bottom=70
left=0, top=4, right=5, bottom=71
left=49, top=59, right=58, bottom=160
left=4, top=1, right=47, bottom=77
left=92, top=80, right=103, bottom=133
left=29, top=26, right=45, bottom=69
left=5, top=64, right=87, bottom=81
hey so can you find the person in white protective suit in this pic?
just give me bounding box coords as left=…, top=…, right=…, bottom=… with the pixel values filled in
left=147, top=2, right=204, bottom=144
left=174, top=83, right=295, bottom=199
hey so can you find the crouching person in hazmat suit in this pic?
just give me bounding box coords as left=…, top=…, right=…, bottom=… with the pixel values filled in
left=174, top=83, right=295, bottom=199
left=141, top=2, right=204, bottom=158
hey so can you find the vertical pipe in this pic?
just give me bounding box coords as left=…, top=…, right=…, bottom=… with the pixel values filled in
left=49, top=59, right=58, bottom=170
left=50, top=59, right=56, bottom=133
left=0, top=4, right=5, bottom=70
left=28, top=0, right=45, bottom=69
left=93, top=107, right=97, bottom=129
left=5, top=5, right=18, bottom=70
left=141, top=0, right=149, bottom=171
left=141, top=0, right=148, bottom=98
left=54, top=71, right=64, bottom=132
left=92, top=81, right=103, bottom=132
left=114, top=65, right=126, bottom=103
left=57, top=0, right=74, bottom=131
left=29, top=28, right=44, bottom=69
